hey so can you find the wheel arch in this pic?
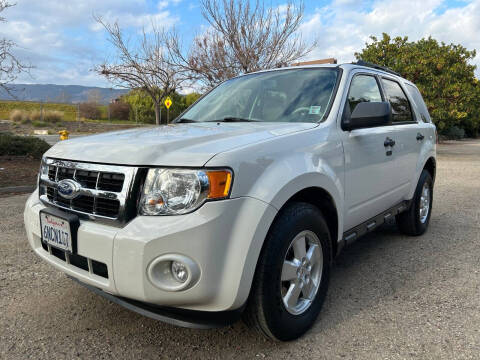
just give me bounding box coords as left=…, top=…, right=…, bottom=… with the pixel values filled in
left=423, top=156, right=436, bottom=183
left=239, top=185, right=340, bottom=313
left=284, top=187, right=339, bottom=260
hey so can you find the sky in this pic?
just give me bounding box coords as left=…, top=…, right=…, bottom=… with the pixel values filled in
left=1, top=0, right=479, bottom=88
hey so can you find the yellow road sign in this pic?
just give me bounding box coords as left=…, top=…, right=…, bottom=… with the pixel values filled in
left=164, top=97, right=172, bottom=109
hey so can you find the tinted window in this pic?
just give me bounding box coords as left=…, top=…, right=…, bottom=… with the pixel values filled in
left=181, top=68, right=339, bottom=123
left=347, top=75, right=382, bottom=112
left=405, top=84, right=431, bottom=122
left=381, top=79, right=413, bottom=122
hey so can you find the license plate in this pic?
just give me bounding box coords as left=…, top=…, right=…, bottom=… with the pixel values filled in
left=40, top=212, right=73, bottom=252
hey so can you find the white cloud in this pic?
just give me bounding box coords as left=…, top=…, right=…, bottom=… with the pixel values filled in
left=0, top=0, right=181, bottom=86
left=1, top=0, right=479, bottom=86
left=299, top=0, right=480, bottom=77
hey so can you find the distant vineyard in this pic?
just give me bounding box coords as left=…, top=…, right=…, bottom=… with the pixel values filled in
left=0, top=100, right=109, bottom=121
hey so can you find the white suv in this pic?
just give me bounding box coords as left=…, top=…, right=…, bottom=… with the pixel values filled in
left=24, top=62, right=436, bottom=341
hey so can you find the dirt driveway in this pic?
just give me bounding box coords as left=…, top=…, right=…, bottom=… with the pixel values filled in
left=1, top=140, right=479, bottom=359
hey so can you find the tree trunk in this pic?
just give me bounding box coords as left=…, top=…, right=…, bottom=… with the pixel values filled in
left=154, top=102, right=161, bottom=125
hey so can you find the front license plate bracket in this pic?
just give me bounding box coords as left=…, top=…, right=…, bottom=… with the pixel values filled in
left=40, top=207, right=80, bottom=254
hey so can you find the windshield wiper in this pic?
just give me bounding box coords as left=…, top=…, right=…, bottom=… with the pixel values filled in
left=207, top=117, right=259, bottom=123
left=175, top=118, right=197, bottom=123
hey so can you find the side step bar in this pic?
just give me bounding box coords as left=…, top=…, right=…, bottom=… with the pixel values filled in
left=342, top=200, right=411, bottom=247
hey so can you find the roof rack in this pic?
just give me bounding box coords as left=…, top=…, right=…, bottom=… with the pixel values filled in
left=353, top=60, right=401, bottom=77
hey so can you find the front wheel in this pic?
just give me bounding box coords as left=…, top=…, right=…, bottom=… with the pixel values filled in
left=396, top=169, right=433, bottom=236
left=243, top=202, right=331, bottom=341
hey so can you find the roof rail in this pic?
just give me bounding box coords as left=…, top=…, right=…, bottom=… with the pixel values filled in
left=291, top=58, right=338, bottom=66
left=354, top=60, right=401, bottom=77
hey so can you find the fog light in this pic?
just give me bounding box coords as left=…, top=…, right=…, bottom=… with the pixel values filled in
left=147, top=254, right=200, bottom=292
left=171, top=261, right=188, bottom=283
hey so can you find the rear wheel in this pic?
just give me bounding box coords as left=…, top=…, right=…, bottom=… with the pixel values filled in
left=396, top=169, right=433, bottom=236
left=243, top=202, right=331, bottom=341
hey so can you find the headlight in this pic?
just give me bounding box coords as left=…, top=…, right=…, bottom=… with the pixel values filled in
left=139, top=168, right=233, bottom=215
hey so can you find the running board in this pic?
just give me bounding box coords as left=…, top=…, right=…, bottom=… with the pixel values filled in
left=342, top=200, right=411, bottom=246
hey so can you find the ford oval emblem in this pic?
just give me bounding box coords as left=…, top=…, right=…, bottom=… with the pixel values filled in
left=57, top=179, right=81, bottom=200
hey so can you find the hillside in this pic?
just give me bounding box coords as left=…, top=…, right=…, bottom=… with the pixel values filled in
left=0, top=84, right=128, bottom=104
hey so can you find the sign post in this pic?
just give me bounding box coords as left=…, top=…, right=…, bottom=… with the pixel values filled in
left=164, top=96, right=172, bottom=123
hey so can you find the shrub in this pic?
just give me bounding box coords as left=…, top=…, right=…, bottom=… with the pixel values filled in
left=30, top=110, right=41, bottom=121
left=9, top=109, right=28, bottom=122
left=30, top=110, right=63, bottom=123
left=9, top=109, right=64, bottom=124
left=445, top=126, right=466, bottom=140
left=79, top=102, right=101, bottom=120
left=109, top=102, right=130, bottom=120
left=0, top=132, right=50, bottom=159
left=43, top=110, right=63, bottom=123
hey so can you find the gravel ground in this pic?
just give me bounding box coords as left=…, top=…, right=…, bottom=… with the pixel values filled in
left=1, top=140, right=480, bottom=359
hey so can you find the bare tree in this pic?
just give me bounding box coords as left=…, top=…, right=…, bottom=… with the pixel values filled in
left=168, top=0, right=314, bottom=89
left=0, top=1, right=31, bottom=95
left=94, top=16, right=186, bottom=125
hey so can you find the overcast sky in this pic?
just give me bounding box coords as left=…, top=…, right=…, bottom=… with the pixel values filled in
left=1, top=0, right=479, bottom=88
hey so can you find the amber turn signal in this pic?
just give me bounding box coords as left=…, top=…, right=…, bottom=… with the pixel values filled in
left=206, top=170, right=232, bottom=199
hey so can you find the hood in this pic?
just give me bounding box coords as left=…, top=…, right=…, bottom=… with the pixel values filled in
left=45, top=122, right=318, bottom=166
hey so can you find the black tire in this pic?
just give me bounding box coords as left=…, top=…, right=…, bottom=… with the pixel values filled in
left=242, top=202, right=331, bottom=341
left=396, top=169, right=433, bottom=236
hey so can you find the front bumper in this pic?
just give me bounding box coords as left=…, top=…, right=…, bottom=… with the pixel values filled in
left=24, top=189, right=277, bottom=312
left=70, top=276, right=244, bottom=328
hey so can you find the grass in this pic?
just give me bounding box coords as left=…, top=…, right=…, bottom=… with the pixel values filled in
left=0, top=101, right=77, bottom=121
left=0, top=100, right=135, bottom=125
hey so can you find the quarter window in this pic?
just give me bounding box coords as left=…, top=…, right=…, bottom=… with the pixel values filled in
left=405, top=84, right=431, bottom=122
left=381, top=79, right=413, bottom=122
left=347, top=75, right=382, bottom=113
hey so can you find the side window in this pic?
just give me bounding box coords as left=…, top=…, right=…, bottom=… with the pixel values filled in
left=347, top=75, right=382, bottom=113
left=381, top=79, right=413, bottom=122
left=405, top=84, right=431, bottom=122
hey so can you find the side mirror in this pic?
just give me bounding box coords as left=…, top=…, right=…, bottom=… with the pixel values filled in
left=342, top=101, right=392, bottom=131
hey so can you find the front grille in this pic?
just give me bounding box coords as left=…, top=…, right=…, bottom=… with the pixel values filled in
left=41, top=241, right=109, bottom=279
left=98, top=173, right=125, bottom=192
left=39, top=158, right=137, bottom=224
left=75, top=170, right=99, bottom=189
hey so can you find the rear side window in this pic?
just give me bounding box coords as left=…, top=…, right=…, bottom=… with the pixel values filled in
left=405, top=84, right=431, bottom=122
left=347, top=75, right=382, bottom=113
left=381, top=79, right=413, bottom=122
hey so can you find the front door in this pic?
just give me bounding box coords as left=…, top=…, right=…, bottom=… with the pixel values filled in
left=341, top=73, right=402, bottom=230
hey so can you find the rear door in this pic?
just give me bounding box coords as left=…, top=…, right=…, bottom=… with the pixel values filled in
left=341, top=72, right=401, bottom=230
left=379, top=77, right=420, bottom=201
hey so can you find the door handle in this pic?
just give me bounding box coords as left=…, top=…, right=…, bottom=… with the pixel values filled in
left=384, top=137, right=396, bottom=147
left=416, top=133, right=425, bottom=141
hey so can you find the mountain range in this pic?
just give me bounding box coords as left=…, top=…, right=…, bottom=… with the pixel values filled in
left=0, top=84, right=129, bottom=104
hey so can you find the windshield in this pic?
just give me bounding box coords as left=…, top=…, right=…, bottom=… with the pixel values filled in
left=179, top=68, right=339, bottom=123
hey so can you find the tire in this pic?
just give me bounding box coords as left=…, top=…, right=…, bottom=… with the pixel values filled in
left=243, top=202, right=331, bottom=341
left=396, top=169, right=433, bottom=236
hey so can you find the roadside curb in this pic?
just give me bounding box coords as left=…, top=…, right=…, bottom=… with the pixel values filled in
left=0, top=185, right=35, bottom=194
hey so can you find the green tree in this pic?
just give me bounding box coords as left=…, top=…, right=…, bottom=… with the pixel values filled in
left=122, top=89, right=155, bottom=123
left=122, top=89, right=202, bottom=124
left=355, top=33, right=480, bottom=136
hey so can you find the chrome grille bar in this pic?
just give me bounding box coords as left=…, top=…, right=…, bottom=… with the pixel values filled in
left=39, top=158, right=139, bottom=226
